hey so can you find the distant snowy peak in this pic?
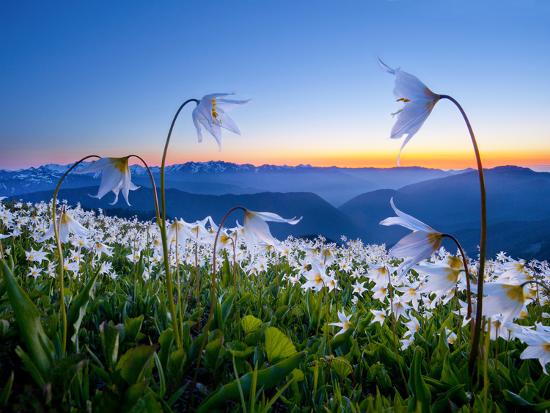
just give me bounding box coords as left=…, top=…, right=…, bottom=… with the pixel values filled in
left=1, top=160, right=455, bottom=177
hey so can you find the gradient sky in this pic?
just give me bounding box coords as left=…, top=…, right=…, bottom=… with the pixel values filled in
left=1, top=0, right=549, bottom=170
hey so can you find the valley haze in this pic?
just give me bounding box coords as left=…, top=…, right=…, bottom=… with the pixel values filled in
left=1, top=161, right=548, bottom=260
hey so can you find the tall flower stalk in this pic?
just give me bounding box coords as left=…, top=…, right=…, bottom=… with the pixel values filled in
left=51, top=154, right=161, bottom=353
left=51, top=155, right=99, bottom=354
left=380, top=60, right=487, bottom=375
left=159, top=98, right=199, bottom=349
left=438, top=95, right=487, bottom=373
left=158, top=94, right=248, bottom=349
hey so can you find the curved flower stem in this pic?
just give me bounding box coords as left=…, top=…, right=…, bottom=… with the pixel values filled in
left=440, top=94, right=487, bottom=376
left=51, top=154, right=100, bottom=354
left=520, top=280, right=550, bottom=295
left=442, top=233, right=473, bottom=319
left=128, top=155, right=161, bottom=224
left=193, top=206, right=246, bottom=377
left=159, top=98, right=199, bottom=349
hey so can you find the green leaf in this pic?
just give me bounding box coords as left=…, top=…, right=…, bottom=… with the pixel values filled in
left=0, top=371, right=14, bottom=406
left=1, top=261, right=53, bottom=378
left=205, top=332, right=224, bottom=371
left=68, top=271, right=100, bottom=350
left=408, top=348, right=431, bottom=413
left=502, top=390, right=535, bottom=407
left=197, top=351, right=305, bottom=412
left=124, top=315, right=144, bottom=343
left=265, top=327, right=296, bottom=363
left=332, top=357, right=352, bottom=379
left=116, top=345, right=156, bottom=386
left=100, top=321, right=120, bottom=370
left=241, top=315, right=262, bottom=334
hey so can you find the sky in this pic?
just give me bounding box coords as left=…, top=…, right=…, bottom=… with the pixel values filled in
left=1, top=0, right=549, bottom=170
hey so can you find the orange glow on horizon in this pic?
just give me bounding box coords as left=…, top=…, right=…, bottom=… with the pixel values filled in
left=139, top=149, right=550, bottom=170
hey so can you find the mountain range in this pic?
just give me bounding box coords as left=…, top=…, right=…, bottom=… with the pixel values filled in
left=2, top=162, right=549, bottom=260
left=0, top=161, right=464, bottom=206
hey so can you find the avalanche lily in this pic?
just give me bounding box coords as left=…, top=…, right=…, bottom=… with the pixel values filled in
left=380, top=198, right=443, bottom=276
left=243, top=210, right=301, bottom=247
left=329, top=311, right=352, bottom=336
left=379, top=59, right=440, bottom=166
left=41, top=210, right=89, bottom=243
left=483, top=282, right=536, bottom=322
left=82, top=156, right=139, bottom=205
left=192, top=93, right=249, bottom=149
left=519, top=330, right=550, bottom=374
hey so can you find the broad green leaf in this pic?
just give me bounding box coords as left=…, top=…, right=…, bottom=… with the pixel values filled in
left=68, top=271, right=100, bottom=350
left=197, top=352, right=305, bottom=412
left=124, top=315, right=144, bottom=342
left=265, top=327, right=296, bottom=363
left=332, top=357, right=352, bottom=379
left=408, top=348, right=431, bottom=413
left=241, top=315, right=262, bottom=334
left=1, top=261, right=53, bottom=378
left=100, top=321, right=120, bottom=370
left=116, top=345, right=156, bottom=386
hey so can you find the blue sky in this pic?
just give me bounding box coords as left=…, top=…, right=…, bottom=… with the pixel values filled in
left=1, top=0, right=549, bottom=169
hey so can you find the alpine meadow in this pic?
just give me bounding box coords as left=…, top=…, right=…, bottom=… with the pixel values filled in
left=1, top=1, right=549, bottom=412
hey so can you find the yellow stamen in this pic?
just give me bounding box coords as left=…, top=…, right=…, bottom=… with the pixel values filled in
left=314, top=274, right=323, bottom=284
left=110, top=157, right=129, bottom=174
left=211, top=98, right=221, bottom=124
left=504, top=285, right=524, bottom=304
left=396, top=97, right=411, bottom=102
left=428, top=232, right=443, bottom=249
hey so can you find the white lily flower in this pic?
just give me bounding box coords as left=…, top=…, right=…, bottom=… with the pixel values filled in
left=27, top=265, right=41, bottom=279
left=40, top=211, right=89, bottom=243
left=416, top=256, right=464, bottom=296
left=329, top=311, right=352, bottom=336
left=370, top=309, right=387, bottom=326
left=82, top=157, right=139, bottom=205
left=192, top=93, right=249, bottom=149
left=519, top=330, right=550, bottom=374
left=482, top=282, right=535, bottom=322
left=380, top=198, right=443, bottom=276
left=302, top=261, right=328, bottom=292
left=444, top=328, right=458, bottom=345
left=379, top=59, right=441, bottom=165
left=167, top=219, right=187, bottom=246
left=243, top=210, right=301, bottom=247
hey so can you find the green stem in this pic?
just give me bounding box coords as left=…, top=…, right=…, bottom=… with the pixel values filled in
left=51, top=154, right=100, bottom=354
left=442, top=233, right=473, bottom=319
left=194, top=206, right=246, bottom=375
left=159, top=98, right=199, bottom=349
left=440, top=95, right=487, bottom=376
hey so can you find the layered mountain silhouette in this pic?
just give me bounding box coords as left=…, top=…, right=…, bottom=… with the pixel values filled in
left=0, top=161, right=460, bottom=205
left=3, top=163, right=549, bottom=260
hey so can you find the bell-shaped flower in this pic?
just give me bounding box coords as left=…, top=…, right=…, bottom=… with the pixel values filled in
left=416, top=256, right=465, bottom=297
left=40, top=210, right=89, bottom=243
left=167, top=219, right=188, bottom=246
left=482, top=282, right=536, bottom=322
left=329, top=311, right=352, bottom=336
left=242, top=210, right=301, bottom=247
left=380, top=198, right=443, bottom=276
left=82, top=156, right=139, bottom=206
left=302, top=260, right=328, bottom=292
left=519, top=330, right=550, bottom=374
left=379, top=59, right=441, bottom=165
left=192, top=93, right=249, bottom=149
left=370, top=309, right=387, bottom=326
